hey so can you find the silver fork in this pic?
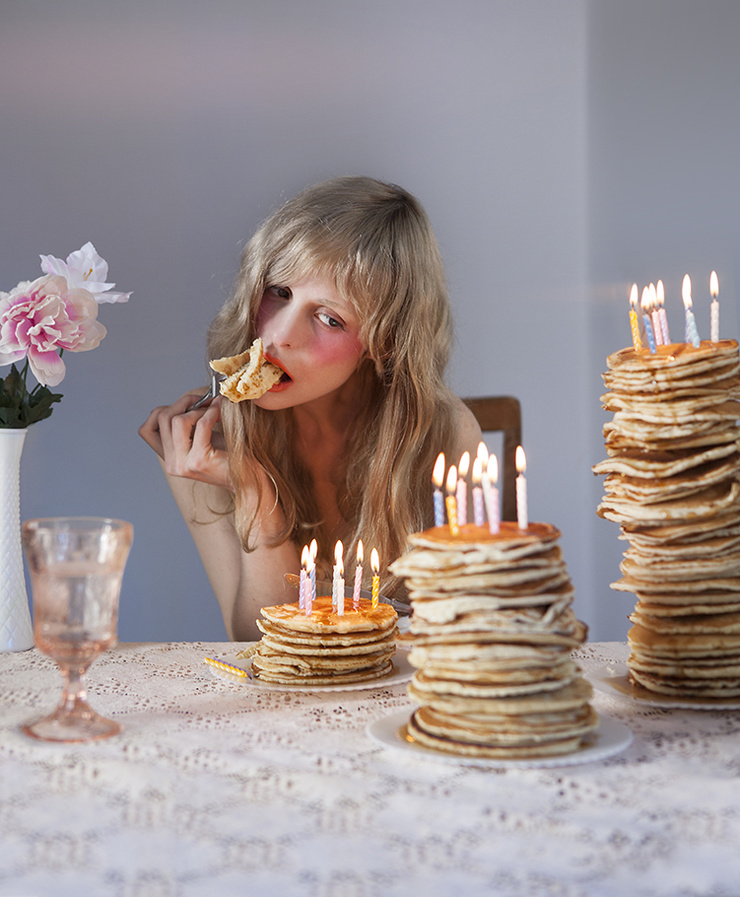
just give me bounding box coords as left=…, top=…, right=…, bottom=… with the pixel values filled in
left=188, top=371, right=222, bottom=411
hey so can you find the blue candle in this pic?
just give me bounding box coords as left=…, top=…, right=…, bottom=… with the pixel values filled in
left=641, top=287, right=657, bottom=354
left=682, top=275, right=701, bottom=348
left=432, top=452, right=446, bottom=527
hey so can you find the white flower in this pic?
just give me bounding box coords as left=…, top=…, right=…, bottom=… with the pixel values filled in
left=40, top=241, right=131, bottom=304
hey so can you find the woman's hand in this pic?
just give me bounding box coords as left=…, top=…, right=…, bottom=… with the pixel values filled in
left=138, top=391, right=232, bottom=490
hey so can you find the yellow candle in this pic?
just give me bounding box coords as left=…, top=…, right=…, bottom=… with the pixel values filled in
left=629, top=283, right=642, bottom=351
left=445, top=465, right=460, bottom=536
left=371, top=548, right=380, bottom=609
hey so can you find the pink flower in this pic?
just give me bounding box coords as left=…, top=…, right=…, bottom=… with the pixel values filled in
left=0, top=274, right=106, bottom=386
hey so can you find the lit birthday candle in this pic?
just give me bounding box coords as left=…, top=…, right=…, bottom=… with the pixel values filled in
left=299, top=544, right=309, bottom=610
left=333, top=540, right=344, bottom=614
left=305, top=550, right=314, bottom=615
left=471, top=457, right=485, bottom=527
left=710, top=270, right=719, bottom=343
left=309, top=538, right=317, bottom=606
left=445, top=465, right=460, bottom=536
left=515, top=446, right=528, bottom=531
left=457, top=451, right=470, bottom=527
left=649, top=283, right=664, bottom=346
left=656, top=279, right=671, bottom=344
left=486, top=454, right=500, bottom=535
left=432, top=452, right=446, bottom=527
left=371, top=548, right=380, bottom=609
left=641, top=286, right=657, bottom=353
left=628, top=283, right=642, bottom=351
left=682, top=274, right=701, bottom=347
left=353, top=540, right=364, bottom=611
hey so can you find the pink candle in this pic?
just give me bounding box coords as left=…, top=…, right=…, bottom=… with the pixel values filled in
left=309, top=538, right=317, bottom=603
left=445, top=465, right=460, bottom=536
left=432, top=452, right=445, bottom=527
left=299, top=544, right=309, bottom=610
left=656, top=280, right=670, bottom=344
left=486, top=454, right=500, bottom=535
left=472, top=457, right=485, bottom=527
left=353, top=540, right=364, bottom=611
left=650, top=283, right=664, bottom=346
left=516, top=446, right=528, bottom=531
left=333, top=541, right=345, bottom=615
left=305, top=550, right=314, bottom=615
left=710, top=271, right=719, bottom=343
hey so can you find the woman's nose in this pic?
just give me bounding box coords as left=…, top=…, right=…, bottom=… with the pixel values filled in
left=270, top=305, right=304, bottom=349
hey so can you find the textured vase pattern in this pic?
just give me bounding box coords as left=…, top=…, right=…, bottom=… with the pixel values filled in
left=0, top=429, right=34, bottom=651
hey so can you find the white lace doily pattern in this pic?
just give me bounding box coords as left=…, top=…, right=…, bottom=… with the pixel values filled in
left=1, top=641, right=739, bottom=897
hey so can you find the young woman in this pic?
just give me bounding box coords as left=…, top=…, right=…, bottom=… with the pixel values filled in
left=139, top=176, right=482, bottom=639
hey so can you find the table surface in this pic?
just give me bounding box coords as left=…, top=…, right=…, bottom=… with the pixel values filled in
left=1, top=640, right=739, bottom=897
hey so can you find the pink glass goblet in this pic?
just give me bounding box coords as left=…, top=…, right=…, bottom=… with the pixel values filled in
left=21, top=517, right=133, bottom=742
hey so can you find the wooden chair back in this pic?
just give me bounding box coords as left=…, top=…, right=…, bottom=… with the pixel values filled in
left=462, top=396, right=522, bottom=521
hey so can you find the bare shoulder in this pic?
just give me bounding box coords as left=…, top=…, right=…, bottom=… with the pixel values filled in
left=450, top=396, right=483, bottom=458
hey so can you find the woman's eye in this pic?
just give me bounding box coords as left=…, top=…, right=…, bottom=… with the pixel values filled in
left=318, top=311, right=344, bottom=329
left=270, top=286, right=291, bottom=299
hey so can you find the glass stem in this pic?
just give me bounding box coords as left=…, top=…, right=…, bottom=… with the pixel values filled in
left=58, top=665, right=91, bottom=715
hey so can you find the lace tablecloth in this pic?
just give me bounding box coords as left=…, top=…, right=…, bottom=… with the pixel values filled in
left=1, top=641, right=739, bottom=897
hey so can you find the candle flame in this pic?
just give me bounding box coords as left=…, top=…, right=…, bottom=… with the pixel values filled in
left=301, top=544, right=309, bottom=566
left=710, top=270, right=719, bottom=299
left=488, top=454, right=499, bottom=484
left=640, top=286, right=651, bottom=313
left=432, top=452, right=445, bottom=489
left=356, top=539, right=364, bottom=564
left=446, top=464, right=458, bottom=494
left=656, top=279, right=665, bottom=306
left=334, top=540, right=343, bottom=565
left=472, top=456, right=482, bottom=486
left=629, top=283, right=638, bottom=308
left=682, top=274, right=692, bottom=309
left=648, top=282, right=657, bottom=307
left=515, top=446, right=526, bottom=475
left=476, top=441, right=489, bottom=466
left=458, top=451, right=470, bottom=478
left=371, top=548, right=379, bottom=574
left=310, top=538, right=318, bottom=560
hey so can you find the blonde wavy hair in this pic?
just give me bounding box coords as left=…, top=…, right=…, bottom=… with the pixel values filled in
left=207, top=176, right=460, bottom=593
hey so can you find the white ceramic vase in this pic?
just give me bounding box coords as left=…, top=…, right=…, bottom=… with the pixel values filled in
left=0, top=428, right=34, bottom=651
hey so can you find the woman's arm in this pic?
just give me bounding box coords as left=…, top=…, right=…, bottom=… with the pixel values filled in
left=139, top=393, right=300, bottom=639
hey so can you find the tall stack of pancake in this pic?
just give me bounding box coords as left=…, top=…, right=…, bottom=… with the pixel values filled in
left=594, top=339, right=740, bottom=698
left=250, top=596, right=398, bottom=686
left=389, top=522, right=597, bottom=759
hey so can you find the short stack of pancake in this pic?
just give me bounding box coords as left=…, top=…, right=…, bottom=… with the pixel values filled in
left=593, top=339, right=740, bottom=698
left=389, top=522, right=597, bottom=759
left=251, top=596, right=398, bottom=686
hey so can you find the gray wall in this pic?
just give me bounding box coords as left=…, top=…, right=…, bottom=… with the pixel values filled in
left=1, top=1, right=737, bottom=642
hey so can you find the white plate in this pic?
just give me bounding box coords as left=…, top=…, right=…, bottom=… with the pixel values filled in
left=206, top=645, right=414, bottom=692
left=589, top=661, right=740, bottom=710
left=367, top=709, right=633, bottom=769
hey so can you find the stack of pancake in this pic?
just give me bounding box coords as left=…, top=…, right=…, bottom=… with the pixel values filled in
left=389, top=522, right=597, bottom=759
left=593, top=339, right=740, bottom=698
left=251, top=596, right=398, bottom=686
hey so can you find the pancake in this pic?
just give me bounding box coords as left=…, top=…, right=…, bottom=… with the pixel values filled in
left=210, top=337, right=283, bottom=401
left=250, top=595, right=398, bottom=685
left=389, top=520, right=594, bottom=759
left=595, top=338, right=740, bottom=698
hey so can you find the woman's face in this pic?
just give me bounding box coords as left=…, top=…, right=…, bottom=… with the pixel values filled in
left=253, top=275, right=365, bottom=411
